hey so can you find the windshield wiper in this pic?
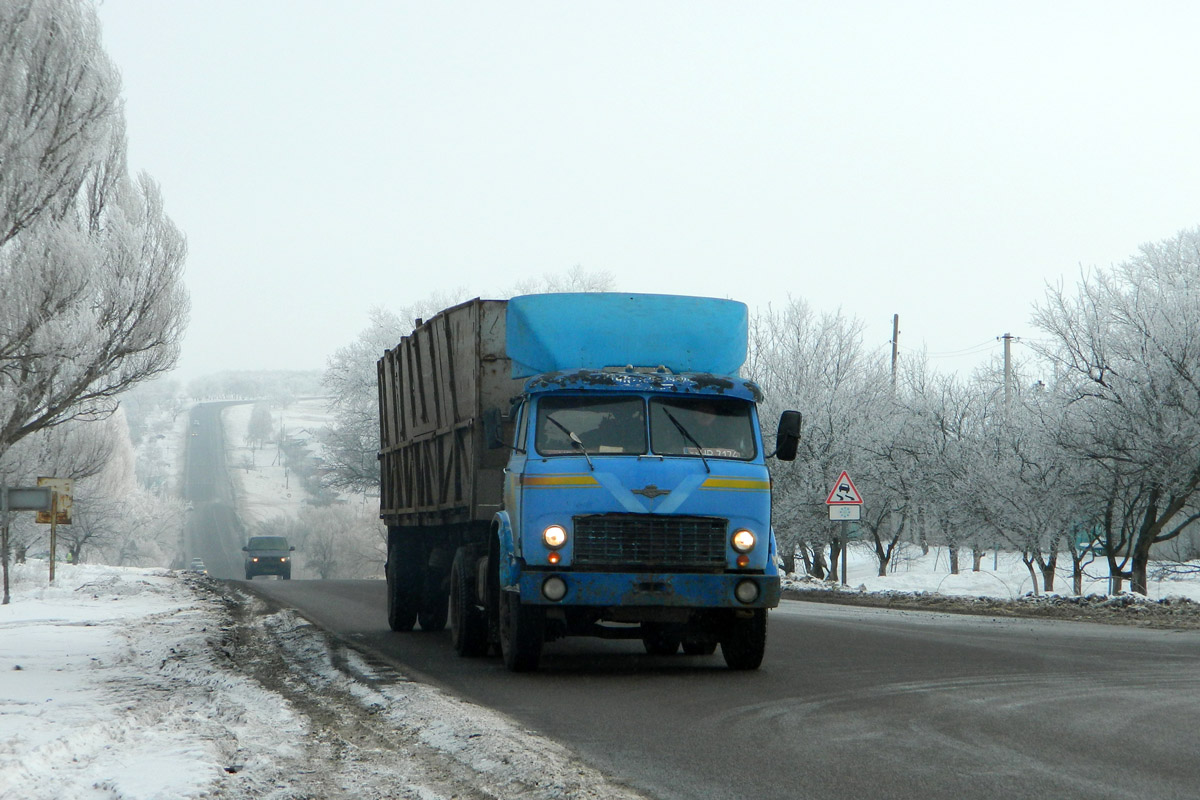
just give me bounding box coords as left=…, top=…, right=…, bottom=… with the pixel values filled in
left=545, top=414, right=594, bottom=471
left=662, top=408, right=710, bottom=473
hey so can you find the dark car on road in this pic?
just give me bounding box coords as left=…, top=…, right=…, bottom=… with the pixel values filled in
left=242, top=536, right=294, bottom=580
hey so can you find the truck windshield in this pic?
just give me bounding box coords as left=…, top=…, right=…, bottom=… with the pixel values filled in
left=535, top=396, right=647, bottom=455
left=249, top=537, right=288, bottom=550
left=649, top=396, right=756, bottom=460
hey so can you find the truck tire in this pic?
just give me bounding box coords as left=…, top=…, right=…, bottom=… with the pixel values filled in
left=500, top=590, right=543, bottom=672
left=418, top=563, right=449, bottom=632
left=642, top=623, right=681, bottom=656
left=720, top=609, right=767, bottom=670
left=449, top=550, right=488, bottom=657
left=386, top=534, right=421, bottom=632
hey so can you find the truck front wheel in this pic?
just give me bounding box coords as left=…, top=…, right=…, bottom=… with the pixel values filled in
left=720, top=609, right=767, bottom=670
left=450, top=549, right=488, bottom=657
left=500, top=590, right=544, bottom=672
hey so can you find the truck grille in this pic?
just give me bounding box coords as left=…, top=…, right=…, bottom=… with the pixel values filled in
left=572, top=514, right=727, bottom=570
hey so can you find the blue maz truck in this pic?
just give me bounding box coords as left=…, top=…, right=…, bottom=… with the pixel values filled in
left=377, top=293, right=801, bottom=671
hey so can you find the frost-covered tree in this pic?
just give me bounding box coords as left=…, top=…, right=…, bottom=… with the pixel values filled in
left=963, top=355, right=1103, bottom=595
left=253, top=504, right=384, bottom=579
left=748, top=299, right=891, bottom=578
left=320, top=307, right=411, bottom=493
left=0, top=407, right=180, bottom=575
left=0, top=0, right=118, bottom=246
left=246, top=402, right=274, bottom=450
left=0, top=0, right=189, bottom=468
left=898, top=369, right=984, bottom=575
left=1032, top=227, right=1200, bottom=594
left=853, top=354, right=934, bottom=577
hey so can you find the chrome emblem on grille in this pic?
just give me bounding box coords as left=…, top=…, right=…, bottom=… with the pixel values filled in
left=632, top=484, right=670, bottom=499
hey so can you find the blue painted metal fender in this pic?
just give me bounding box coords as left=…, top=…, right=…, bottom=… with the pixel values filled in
left=492, top=511, right=522, bottom=590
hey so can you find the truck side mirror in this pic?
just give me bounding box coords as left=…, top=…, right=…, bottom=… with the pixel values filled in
left=241, top=546, right=248, bottom=551
left=483, top=407, right=506, bottom=449
left=774, top=410, right=802, bottom=461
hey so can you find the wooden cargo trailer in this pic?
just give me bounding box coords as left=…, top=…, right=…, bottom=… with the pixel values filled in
left=377, top=298, right=521, bottom=631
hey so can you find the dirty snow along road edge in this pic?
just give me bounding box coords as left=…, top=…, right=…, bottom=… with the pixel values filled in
left=0, top=560, right=649, bottom=800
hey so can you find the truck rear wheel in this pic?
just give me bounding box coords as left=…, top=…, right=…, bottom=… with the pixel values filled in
left=720, top=609, right=767, bottom=670
left=500, top=590, right=543, bottom=672
left=450, top=549, right=488, bottom=656
left=386, top=533, right=420, bottom=632
left=418, top=562, right=449, bottom=632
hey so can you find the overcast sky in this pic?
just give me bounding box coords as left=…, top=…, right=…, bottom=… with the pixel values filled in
left=94, top=1, right=1200, bottom=381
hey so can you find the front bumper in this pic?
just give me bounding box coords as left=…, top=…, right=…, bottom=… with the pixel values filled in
left=246, top=559, right=289, bottom=575
left=516, top=570, right=780, bottom=609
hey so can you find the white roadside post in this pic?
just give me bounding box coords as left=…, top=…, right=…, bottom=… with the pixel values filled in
left=825, top=471, right=864, bottom=586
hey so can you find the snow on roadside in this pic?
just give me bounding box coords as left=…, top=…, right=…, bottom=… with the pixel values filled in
left=0, top=561, right=306, bottom=799
left=786, top=545, right=1200, bottom=604
left=0, top=560, right=650, bottom=800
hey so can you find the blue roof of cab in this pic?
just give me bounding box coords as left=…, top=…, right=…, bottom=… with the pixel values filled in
left=506, top=293, right=748, bottom=379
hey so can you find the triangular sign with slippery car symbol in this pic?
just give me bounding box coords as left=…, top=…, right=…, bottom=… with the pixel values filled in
left=825, top=471, right=863, bottom=505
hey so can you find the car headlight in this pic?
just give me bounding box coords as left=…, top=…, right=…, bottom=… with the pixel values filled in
left=731, top=529, right=756, bottom=553
left=543, top=524, right=567, bottom=549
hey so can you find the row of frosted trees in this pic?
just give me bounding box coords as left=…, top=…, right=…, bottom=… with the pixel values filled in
left=1, top=1, right=189, bottom=592
left=750, top=228, right=1200, bottom=597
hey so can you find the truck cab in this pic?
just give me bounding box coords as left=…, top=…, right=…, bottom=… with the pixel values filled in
left=491, top=368, right=790, bottom=669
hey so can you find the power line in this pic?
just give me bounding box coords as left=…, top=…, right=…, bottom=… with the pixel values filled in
left=904, top=339, right=1000, bottom=359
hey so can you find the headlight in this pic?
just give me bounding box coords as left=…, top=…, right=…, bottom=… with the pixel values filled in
left=543, top=524, right=567, bottom=549
left=731, top=529, right=756, bottom=553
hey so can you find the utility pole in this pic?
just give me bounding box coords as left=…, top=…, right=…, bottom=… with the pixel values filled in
left=890, top=314, right=900, bottom=390
left=1000, top=332, right=1014, bottom=415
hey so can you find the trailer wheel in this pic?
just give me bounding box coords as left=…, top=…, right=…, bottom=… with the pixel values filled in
left=450, top=549, right=488, bottom=657
left=386, top=534, right=420, bottom=632
left=500, top=590, right=543, bottom=672
left=720, top=609, right=767, bottom=670
left=418, top=562, right=449, bottom=632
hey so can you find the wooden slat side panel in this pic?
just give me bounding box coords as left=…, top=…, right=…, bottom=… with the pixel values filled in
left=378, top=298, right=519, bottom=526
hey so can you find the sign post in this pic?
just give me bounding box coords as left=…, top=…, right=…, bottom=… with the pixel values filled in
left=36, top=478, right=72, bottom=585
left=2, top=486, right=53, bottom=604
left=825, top=471, right=864, bottom=586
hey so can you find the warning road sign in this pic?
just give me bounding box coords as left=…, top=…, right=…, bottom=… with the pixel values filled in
left=825, top=471, right=863, bottom=505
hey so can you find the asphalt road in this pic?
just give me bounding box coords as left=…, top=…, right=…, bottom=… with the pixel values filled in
left=186, top=401, right=1200, bottom=800
left=245, top=579, right=1200, bottom=800
left=182, top=401, right=250, bottom=578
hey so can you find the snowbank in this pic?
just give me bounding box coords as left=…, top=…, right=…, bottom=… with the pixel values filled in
left=0, top=560, right=647, bottom=800
left=0, top=561, right=304, bottom=798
